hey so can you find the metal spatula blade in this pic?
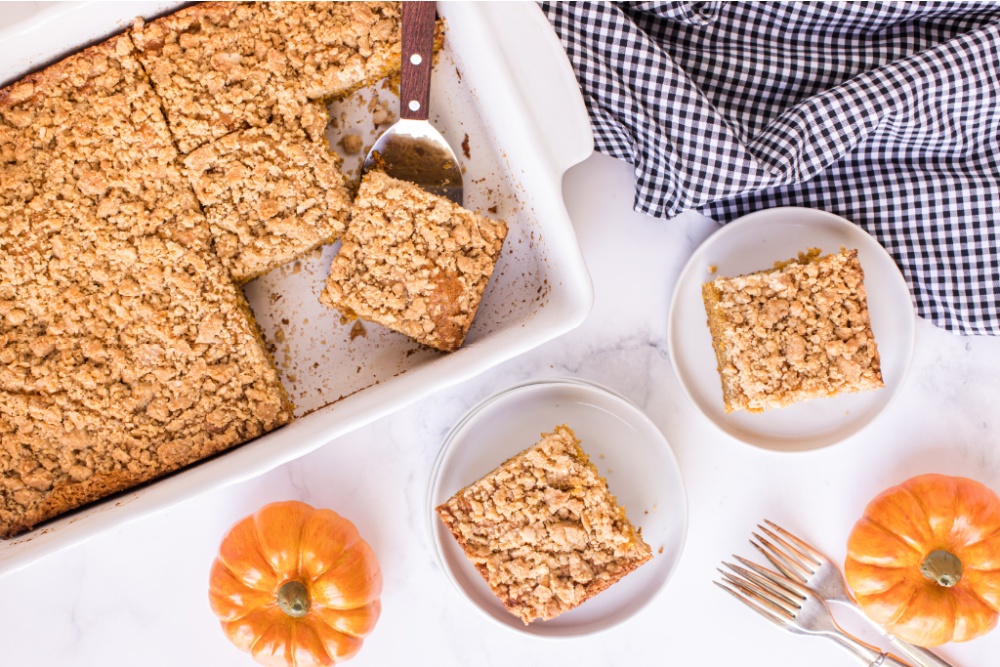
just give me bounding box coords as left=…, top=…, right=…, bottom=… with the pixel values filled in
left=362, top=2, right=463, bottom=205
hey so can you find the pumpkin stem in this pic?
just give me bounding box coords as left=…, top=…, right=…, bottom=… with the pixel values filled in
left=277, top=580, right=311, bottom=618
left=920, top=550, right=963, bottom=588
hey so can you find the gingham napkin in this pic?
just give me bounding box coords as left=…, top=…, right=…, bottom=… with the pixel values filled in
left=541, top=1, right=1000, bottom=335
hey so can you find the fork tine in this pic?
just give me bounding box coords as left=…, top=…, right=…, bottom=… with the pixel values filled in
left=751, top=536, right=802, bottom=581
left=758, top=524, right=821, bottom=573
left=752, top=530, right=813, bottom=581
left=714, top=580, right=788, bottom=630
left=719, top=565, right=798, bottom=612
left=722, top=559, right=805, bottom=615
left=763, top=519, right=826, bottom=563
left=719, top=570, right=792, bottom=612
left=731, top=555, right=811, bottom=601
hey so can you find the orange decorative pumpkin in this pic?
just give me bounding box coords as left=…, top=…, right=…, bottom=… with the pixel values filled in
left=209, top=501, right=382, bottom=666
left=845, top=474, right=1000, bottom=646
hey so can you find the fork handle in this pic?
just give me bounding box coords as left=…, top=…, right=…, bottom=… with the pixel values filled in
left=884, top=635, right=955, bottom=667
left=840, top=601, right=956, bottom=666
left=827, top=632, right=915, bottom=667
left=874, top=653, right=917, bottom=667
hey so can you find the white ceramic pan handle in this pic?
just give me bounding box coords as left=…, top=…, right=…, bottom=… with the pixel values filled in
left=439, top=2, right=594, bottom=179
left=486, top=2, right=594, bottom=176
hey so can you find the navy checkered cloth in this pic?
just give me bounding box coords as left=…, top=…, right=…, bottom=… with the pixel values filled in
left=541, top=1, right=1000, bottom=335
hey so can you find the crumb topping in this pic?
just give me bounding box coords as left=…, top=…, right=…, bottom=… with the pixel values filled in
left=184, top=112, right=352, bottom=283
left=435, top=425, right=652, bottom=624
left=702, top=249, right=884, bottom=413
left=259, top=2, right=403, bottom=100
left=132, top=1, right=403, bottom=154
left=339, top=134, right=364, bottom=155
left=131, top=3, right=291, bottom=155
left=0, top=34, right=207, bottom=250
left=321, top=171, right=507, bottom=352
left=0, top=33, right=291, bottom=538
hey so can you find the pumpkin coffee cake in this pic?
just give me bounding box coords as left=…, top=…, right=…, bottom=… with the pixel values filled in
left=0, top=34, right=291, bottom=538
left=436, top=425, right=652, bottom=624
left=702, top=248, right=884, bottom=413
left=321, top=171, right=508, bottom=352
left=131, top=1, right=404, bottom=154
left=0, top=1, right=440, bottom=537
left=183, top=112, right=353, bottom=284
left=132, top=2, right=407, bottom=282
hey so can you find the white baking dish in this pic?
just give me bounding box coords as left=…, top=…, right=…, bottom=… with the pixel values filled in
left=0, top=1, right=594, bottom=575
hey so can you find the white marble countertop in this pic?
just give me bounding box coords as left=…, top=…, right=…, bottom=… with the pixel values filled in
left=3, top=2, right=1000, bottom=664
left=2, top=150, right=999, bottom=666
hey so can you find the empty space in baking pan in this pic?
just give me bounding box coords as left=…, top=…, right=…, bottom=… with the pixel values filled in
left=243, top=47, right=552, bottom=416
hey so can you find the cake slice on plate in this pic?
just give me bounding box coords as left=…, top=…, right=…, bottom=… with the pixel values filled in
left=702, top=248, right=884, bottom=413
left=435, top=425, right=652, bottom=624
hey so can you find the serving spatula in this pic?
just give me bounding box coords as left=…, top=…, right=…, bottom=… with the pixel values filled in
left=362, top=2, right=463, bottom=205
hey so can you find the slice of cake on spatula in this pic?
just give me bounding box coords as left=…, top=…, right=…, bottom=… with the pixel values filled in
left=319, top=170, right=506, bottom=352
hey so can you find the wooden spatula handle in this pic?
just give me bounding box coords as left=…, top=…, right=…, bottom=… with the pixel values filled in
left=400, top=2, right=436, bottom=121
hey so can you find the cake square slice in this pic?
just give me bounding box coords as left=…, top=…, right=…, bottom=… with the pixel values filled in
left=258, top=1, right=404, bottom=101
left=0, top=225, right=294, bottom=538
left=435, top=425, right=653, bottom=624
left=0, top=32, right=209, bottom=250
left=130, top=2, right=290, bottom=155
left=183, top=114, right=353, bottom=284
left=320, top=171, right=508, bottom=352
left=702, top=248, right=884, bottom=414
left=131, top=2, right=405, bottom=154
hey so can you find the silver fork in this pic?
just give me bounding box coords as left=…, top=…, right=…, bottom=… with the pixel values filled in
left=717, top=557, right=913, bottom=666
left=752, top=520, right=954, bottom=667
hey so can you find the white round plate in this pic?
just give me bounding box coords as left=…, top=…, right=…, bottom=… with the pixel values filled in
left=428, top=377, right=688, bottom=637
left=668, top=207, right=915, bottom=452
